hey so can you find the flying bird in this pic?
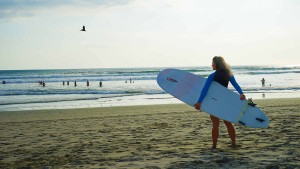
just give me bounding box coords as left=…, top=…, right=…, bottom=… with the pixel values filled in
left=80, top=25, right=86, bottom=31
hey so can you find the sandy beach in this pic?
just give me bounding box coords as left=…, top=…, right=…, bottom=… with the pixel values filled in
left=0, top=98, right=299, bottom=168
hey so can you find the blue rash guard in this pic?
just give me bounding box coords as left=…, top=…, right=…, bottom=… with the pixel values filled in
left=197, top=71, right=243, bottom=103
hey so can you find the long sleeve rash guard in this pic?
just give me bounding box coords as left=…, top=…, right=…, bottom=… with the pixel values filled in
left=197, top=72, right=243, bottom=103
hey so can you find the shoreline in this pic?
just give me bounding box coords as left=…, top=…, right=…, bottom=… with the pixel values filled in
left=0, top=98, right=299, bottom=168
left=1, top=92, right=300, bottom=112
left=0, top=97, right=299, bottom=114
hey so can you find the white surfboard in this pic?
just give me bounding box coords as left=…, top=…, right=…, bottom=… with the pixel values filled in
left=157, top=68, right=269, bottom=128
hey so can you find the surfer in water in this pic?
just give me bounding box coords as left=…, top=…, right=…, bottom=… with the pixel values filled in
left=194, top=56, right=246, bottom=149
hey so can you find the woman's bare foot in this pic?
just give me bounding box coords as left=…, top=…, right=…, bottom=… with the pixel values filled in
left=229, top=144, right=240, bottom=149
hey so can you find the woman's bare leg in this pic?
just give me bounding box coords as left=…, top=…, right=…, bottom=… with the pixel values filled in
left=210, top=115, right=220, bottom=149
left=223, top=120, right=236, bottom=147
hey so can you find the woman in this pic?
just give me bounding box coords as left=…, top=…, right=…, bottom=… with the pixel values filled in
left=194, top=56, right=246, bottom=149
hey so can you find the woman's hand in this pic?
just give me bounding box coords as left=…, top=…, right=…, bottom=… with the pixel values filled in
left=240, top=94, right=246, bottom=100
left=194, top=102, right=201, bottom=110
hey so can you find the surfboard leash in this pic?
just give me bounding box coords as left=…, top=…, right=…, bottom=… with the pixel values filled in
left=238, top=99, right=255, bottom=126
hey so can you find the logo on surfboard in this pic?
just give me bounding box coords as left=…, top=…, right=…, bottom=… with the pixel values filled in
left=167, top=77, right=178, bottom=83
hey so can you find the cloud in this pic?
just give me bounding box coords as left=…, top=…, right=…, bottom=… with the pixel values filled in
left=0, top=0, right=132, bottom=21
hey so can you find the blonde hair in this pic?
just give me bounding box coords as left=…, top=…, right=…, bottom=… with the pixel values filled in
left=213, top=56, right=232, bottom=76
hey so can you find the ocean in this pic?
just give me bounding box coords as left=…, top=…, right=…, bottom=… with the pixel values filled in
left=0, top=66, right=299, bottom=111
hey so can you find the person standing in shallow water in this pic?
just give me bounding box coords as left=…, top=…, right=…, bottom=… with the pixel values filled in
left=261, top=78, right=265, bottom=87
left=194, top=56, right=246, bottom=149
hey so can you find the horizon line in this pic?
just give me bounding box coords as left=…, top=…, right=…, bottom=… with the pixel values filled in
left=0, top=64, right=299, bottom=71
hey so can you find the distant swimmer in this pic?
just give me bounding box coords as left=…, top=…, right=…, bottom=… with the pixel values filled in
left=87, top=80, right=89, bottom=86
left=80, top=25, right=86, bottom=31
left=2, top=81, right=5, bottom=84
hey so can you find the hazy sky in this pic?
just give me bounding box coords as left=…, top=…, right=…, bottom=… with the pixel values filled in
left=0, top=0, right=299, bottom=70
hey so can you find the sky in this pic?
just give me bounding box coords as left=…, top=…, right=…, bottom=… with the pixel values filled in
left=0, top=0, right=300, bottom=70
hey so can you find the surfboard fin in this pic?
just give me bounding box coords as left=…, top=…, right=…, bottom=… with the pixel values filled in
left=256, top=118, right=265, bottom=122
left=238, top=121, right=246, bottom=126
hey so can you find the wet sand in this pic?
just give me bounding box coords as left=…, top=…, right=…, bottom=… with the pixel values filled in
left=0, top=98, right=299, bottom=168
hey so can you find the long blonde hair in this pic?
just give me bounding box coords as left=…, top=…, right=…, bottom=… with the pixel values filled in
left=213, top=56, right=232, bottom=76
